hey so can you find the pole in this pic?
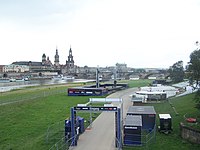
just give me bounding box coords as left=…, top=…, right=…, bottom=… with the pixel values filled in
left=70, top=107, right=76, bottom=146
left=96, top=67, right=99, bottom=88
left=116, top=108, right=121, bottom=149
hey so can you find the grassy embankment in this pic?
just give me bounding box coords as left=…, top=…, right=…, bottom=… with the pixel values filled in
left=0, top=82, right=94, bottom=150
left=146, top=94, right=200, bottom=150
left=1, top=79, right=199, bottom=150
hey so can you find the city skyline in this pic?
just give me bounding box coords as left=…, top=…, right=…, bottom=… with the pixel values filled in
left=0, top=0, right=200, bottom=68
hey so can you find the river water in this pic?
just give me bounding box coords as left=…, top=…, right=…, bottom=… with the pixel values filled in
left=0, top=79, right=95, bottom=92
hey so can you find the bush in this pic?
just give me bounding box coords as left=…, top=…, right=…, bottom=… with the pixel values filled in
left=194, top=89, right=200, bottom=109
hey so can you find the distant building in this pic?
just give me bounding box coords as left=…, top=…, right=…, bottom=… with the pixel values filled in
left=148, top=76, right=157, bottom=80
left=12, top=53, right=54, bottom=73
left=1, top=45, right=171, bottom=80
left=0, top=65, right=4, bottom=73
left=9, top=46, right=80, bottom=76
left=144, top=68, right=160, bottom=73
left=129, top=75, right=140, bottom=80
left=3, top=64, right=29, bottom=73
left=116, top=63, right=128, bottom=72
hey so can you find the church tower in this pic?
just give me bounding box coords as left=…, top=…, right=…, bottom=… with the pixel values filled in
left=42, top=53, right=46, bottom=65
left=54, top=48, right=59, bottom=66
left=66, top=47, right=74, bottom=69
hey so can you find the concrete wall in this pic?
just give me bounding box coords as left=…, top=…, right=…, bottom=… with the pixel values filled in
left=180, top=122, right=200, bottom=144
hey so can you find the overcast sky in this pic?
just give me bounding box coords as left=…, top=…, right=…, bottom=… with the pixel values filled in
left=0, top=0, right=200, bottom=68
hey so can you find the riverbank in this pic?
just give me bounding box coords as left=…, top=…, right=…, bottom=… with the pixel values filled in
left=0, top=79, right=96, bottom=92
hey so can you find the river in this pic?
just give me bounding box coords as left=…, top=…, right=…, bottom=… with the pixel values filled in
left=0, top=78, right=95, bottom=92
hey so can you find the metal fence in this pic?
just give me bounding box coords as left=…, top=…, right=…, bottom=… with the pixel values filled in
left=48, top=135, right=78, bottom=150
left=46, top=124, right=156, bottom=150
left=122, top=126, right=156, bottom=150
left=46, top=120, right=70, bottom=150
left=48, top=133, right=122, bottom=150
left=46, top=121, right=65, bottom=144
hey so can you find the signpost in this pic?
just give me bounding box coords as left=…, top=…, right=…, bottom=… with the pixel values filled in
left=70, top=105, right=122, bottom=148
left=74, top=106, right=118, bottom=111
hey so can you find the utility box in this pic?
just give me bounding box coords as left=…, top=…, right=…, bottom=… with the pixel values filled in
left=77, top=116, right=85, bottom=134
left=65, top=119, right=71, bottom=142
left=65, top=120, right=71, bottom=132
left=123, top=115, right=142, bottom=146
left=127, top=106, right=156, bottom=131
left=158, top=114, right=172, bottom=134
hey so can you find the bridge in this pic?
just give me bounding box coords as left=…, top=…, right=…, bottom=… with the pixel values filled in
left=68, top=71, right=169, bottom=80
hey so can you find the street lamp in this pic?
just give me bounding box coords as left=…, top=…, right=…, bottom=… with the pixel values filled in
left=195, top=41, right=200, bottom=50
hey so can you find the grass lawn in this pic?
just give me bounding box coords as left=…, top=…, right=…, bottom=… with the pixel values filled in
left=148, top=94, right=200, bottom=150
left=0, top=84, right=91, bottom=150
left=120, top=79, right=152, bottom=88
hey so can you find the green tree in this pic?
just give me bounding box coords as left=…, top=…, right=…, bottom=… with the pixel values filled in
left=188, top=44, right=200, bottom=109
left=194, top=89, right=200, bottom=109
left=168, top=60, right=185, bottom=83
left=188, top=49, right=200, bottom=87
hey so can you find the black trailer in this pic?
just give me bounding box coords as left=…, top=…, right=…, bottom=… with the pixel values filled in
left=123, top=115, right=142, bottom=146
left=126, top=106, right=156, bottom=131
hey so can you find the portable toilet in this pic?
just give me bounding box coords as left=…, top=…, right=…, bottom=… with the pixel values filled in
left=158, top=114, right=172, bottom=134
left=126, top=106, right=156, bottom=131
left=123, top=115, right=142, bottom=146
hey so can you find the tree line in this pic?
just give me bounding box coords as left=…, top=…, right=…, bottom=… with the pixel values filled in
left=169, top=42, right=200, bottom=109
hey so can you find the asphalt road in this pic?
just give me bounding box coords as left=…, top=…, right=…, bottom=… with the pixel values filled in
left=71, top=88, right=136, bottom=150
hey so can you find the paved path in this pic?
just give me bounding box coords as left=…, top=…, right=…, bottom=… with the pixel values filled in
left=72, top=88, right=136, bottom=150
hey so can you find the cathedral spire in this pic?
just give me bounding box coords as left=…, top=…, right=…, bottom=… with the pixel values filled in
left=54, top=47, right=59, bottom=66
left=42, top=53, right=46, bottom=64
left=69, top=45, right=72, bottom=55
left=66, top=46, right=74, bottom=68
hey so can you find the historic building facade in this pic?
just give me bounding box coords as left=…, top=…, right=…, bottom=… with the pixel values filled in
left=60, top=47, right=77, bottom=74
left=54, top=48, right=60, bottom=67
left=0, top=65, right=4, bottom=73
left=0, top=45, right=170, bottom=80
left=9, top=47, right=78, bottom=75
left=3, top=64, right=29, bottom=73
left=66, top=47, right=74, bottom=68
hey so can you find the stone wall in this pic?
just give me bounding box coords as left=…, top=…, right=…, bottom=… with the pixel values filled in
left=180, top=122, right=200, bottom=144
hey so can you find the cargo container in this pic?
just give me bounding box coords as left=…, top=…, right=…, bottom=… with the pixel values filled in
left=123, top=115, right=142, bottom=145
left=127, top=106, right=156, bottom=131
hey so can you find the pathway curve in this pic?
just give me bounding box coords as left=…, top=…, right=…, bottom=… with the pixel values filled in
left=71, top=88, right=136, bottom=150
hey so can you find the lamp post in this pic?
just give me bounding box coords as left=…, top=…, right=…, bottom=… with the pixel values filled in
left=195, top=41, right=200, bottom=50
left=96, top=66, right=99, bottom=88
